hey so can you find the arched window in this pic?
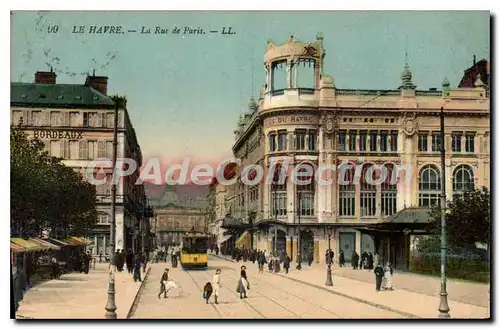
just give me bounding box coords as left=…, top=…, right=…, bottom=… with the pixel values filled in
left=453, top=165, right=474, bottom=198
left=271, top=164, right=287, bottom=217
left=418, top=165, right=441, bottom=207
left=297, top=163, right=315, bottom=216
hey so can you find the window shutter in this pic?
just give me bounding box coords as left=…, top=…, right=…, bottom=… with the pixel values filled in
left=106, top=113, right=114, bottom=128
left=44, top=111, right=50, bottom=126
left=97, top=141, right=106, bottom=158
left=79, top=140, right=88, bottom=159
left=106, top=141, right=113, bottom=159
left=62, top=140, right=70, bottom=158
left=63, top=112, right=70, bottom=126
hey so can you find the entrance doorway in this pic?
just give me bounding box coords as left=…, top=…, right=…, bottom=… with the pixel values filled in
left=271, top=228, right=286, bottom=255
left=300, top=230, right=314, bottom=262
left=339, top=232, right=356, bottom=263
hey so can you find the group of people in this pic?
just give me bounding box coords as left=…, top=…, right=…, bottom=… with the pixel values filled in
left=374, top=262, right=394, bottom=291
left=202, top=264, right=249, bottom=304
left=112, top=249, right=148, bottom=282
left=152, top=245, right=180, bottom=265
left=349, top=250, right=378, bottom=270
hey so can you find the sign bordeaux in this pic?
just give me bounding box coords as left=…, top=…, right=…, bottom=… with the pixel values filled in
left=264, top=115, right=318, bottom=126
left=33, top=130, right=83, bottom=139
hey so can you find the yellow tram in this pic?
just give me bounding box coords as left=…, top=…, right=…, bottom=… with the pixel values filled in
left=180, top=232, right=209, bottom=269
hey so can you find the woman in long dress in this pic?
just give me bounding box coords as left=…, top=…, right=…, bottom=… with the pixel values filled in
left=383, top=262, right=394, bottom=290
left=236, top=265, right=249, bottom=299
left=212, top=269, right=221, bottom=304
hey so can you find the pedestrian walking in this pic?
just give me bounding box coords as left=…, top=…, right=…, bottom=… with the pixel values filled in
left=374, top=263, right=384, bottom=292
left=383, top=262, right=394, bottom=290
left=339, top=250, right=345, bottom=267
left=351, top=251, right=359, bottom=270
left=126, top=250, right=134, bottom=274
left=203, top=282, right=213, bottom=303
left=236, top=265, right=249, bottom=299
left=158, top=268, right=169, bottom=299
left=283, top=255, right=291, bottom=274
left=212, top=268, right=221, bottom=304
left=133, top=254, right=142, bottom=282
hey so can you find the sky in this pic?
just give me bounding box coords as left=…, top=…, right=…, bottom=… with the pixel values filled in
left=10, top=11, right=490, bottom=166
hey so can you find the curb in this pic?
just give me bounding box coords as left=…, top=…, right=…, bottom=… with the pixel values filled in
left=126, top=267, right=151, bottom=319
left=212, top=254, right=418, bottom=318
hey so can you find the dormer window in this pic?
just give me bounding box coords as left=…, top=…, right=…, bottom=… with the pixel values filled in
left=57, top=95, right=64, bottom=99
left=75, top=96, right=82, bottom=100
left=21, top=94, right=27, bottom=99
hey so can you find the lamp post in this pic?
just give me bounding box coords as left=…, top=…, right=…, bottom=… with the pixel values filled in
left=105, top=98, right=119, bottom=319
left=274, top=192, right=278, bottom=257
left=296, top=191, right=302, bottom=270
left=325, top=226, right=333, bottom=286
left=438, top=107, right=450, bottom=318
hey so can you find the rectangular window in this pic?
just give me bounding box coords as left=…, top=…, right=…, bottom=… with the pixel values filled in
left=88, top=141, right=98, bottom=159
left=418, top=133, right=428, bottom=152
left=299, top=192, right=314, bottom=216
left=432, top=133, right=442, bottom=152
left=277, top=131, right=287, bottom=151
left=60, top=140, right=70, bottom=158
left=339, top=169, right=355, bottom=217
left=269, top=134, right=277, bottom=152
left=88, top=112, right=98, bottom=127
left=391, top=131, right=398, bottom=152
left=465, top=134, right=475, bottom=153
left=419, top=193, right=440, bottom=208
left=50, top=140, right=60, bottom=158
left=63, top=112, right=70, bottom=126
left=360, top=172, right=376, bottom=217
left=31, top=111, right=42, bottom=126
left=348, top=132, right=356, bottom=151
left=79, top=140, right=88, bottom=159
left=271, top=191, right=287, bottom=216
left=370, top=132, right=377, bottom=151
left=97, top=141, right=106, bottom=158
left=70, top=112, right=80, bottom=127
left=452, top=133, right=462, bottom=152
left=97, top=113, right=105, bottom=127
left=307, top=131, right=317, bottom=151
left=106, top=141, right=113, bottom=159
left=69, top=140, right=79, bottom=160
left=83, top=112, right=89, bottom=127
left=50, top=111, right=61, bottom=127
left=295, top=130, right=306, bottom=150
left=106, top=113, right=114, bottom=127
left=338, top=131, right=346, bottom=152
left=359, top=132, right=367, bottom=151
left=380, top=132, right=388, bottom=152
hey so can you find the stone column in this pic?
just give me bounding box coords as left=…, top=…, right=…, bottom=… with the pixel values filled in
left=94, top=236, right=97, bottom=255
left=461, top=133, right=466, bottom=153
left=103, top=235, right=107, bottom=255
left=267, top=234, right=273, bottom=252
left=346, top=133, right=350, bottom=151
left=376, top=133, right=381, bottom=152
left=355, top=133, right=360, bottom=151
left=286, top=236, right=292, bottom=258
left=387, top=135, right=392, bottom=152
left=367, top=132, right=372, bottom=152
left=355, top=231, right=362, bottom=255
left=428, top=133, right=432, bottom=153
left=292, top=237, right=298, bottom=261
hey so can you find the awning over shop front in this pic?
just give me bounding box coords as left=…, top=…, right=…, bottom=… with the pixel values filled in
left=10, top=238, right=48, bottom=252
left=235, top=231, right=251, bottom=249
left=61, top=236, right=90, bottom=246
left=49, top=238, right=70, bottom=247
left=10, top=241, right=26, bottom=253
left=31, top=238, right=60, bottom=251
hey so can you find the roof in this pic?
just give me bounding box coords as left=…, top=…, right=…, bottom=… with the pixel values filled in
left=383, top=207, right=433, bottom=224
left=61, top=236, right=91, bottom=246
left=11, top=83, right=115, bottom=108
left=11, top=238, right=48, bottom=252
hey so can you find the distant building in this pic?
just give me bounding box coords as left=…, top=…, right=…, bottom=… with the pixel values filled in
left=148, top=185, right=209, bottom=246
left=10, top=70, right=146, bottom=255
left=458, top=56, right=489, bottom=89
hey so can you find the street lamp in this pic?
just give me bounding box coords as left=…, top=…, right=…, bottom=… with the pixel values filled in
left=105, top=98, right=119, bottom=319
left=325, top=226, right=333, bottom=286
left=438, top=107, right=450, bottom=318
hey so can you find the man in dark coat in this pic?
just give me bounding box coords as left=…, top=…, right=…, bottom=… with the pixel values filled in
left=361, top=251, right=368, bottom=269
left=126, top=250, right=134, bottom=274
left=367, top=252, right=374, bottom=269
left=339, top=250, right=345, bottom=267
left=158, top=268, right=169, bottom=299
left=116, top=250, right=124, bottom=272
left=83, top=251, right=91, bottom=274
left=329, top=250, right=334, bottom=265
left=374, top=263, right=384, bottom=291
left=351, top=251, right=359, bottom=269
left=283, top=255, right=291, bottom=274
left=133, top=253, right=142, bottom=282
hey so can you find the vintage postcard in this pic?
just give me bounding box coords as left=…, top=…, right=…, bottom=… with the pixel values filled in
left=10, top=10, right=490, bottom=320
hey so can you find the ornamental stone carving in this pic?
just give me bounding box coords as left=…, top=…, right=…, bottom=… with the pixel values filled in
left=401, top=112, right=418, bottom=136
left=322, top=112, right=338, bottom=134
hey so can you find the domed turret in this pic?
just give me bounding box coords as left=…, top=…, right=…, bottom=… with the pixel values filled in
left=399, top=63, right=416, bottom=90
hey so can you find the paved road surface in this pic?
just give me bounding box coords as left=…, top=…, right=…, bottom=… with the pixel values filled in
left=131, top=257, right=406, bottom=319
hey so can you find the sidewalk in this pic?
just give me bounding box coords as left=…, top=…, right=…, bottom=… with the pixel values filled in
left=213, top=254, right=490, bottom=319
left=16, top=263, right=149, bottom=319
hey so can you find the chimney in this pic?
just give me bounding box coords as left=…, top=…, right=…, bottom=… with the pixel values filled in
left=85, top=70, right=108, bottom=95
left=34, top=69, right=57, bottom=84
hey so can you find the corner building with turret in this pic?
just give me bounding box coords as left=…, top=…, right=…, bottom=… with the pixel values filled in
left=218, top=35, right=490, bottom=270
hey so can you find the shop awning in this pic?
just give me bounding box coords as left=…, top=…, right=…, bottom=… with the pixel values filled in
left=10, top=238, right=47, bottom=252
left=48, top=238, right=70, bottom=247
left=235, top=231, right=251, bottom=249
left=31, top=238, right=60, bottom=251
left=61, top=236, right=90, bottom=246
left=10, top=241, right=26, bottom=253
